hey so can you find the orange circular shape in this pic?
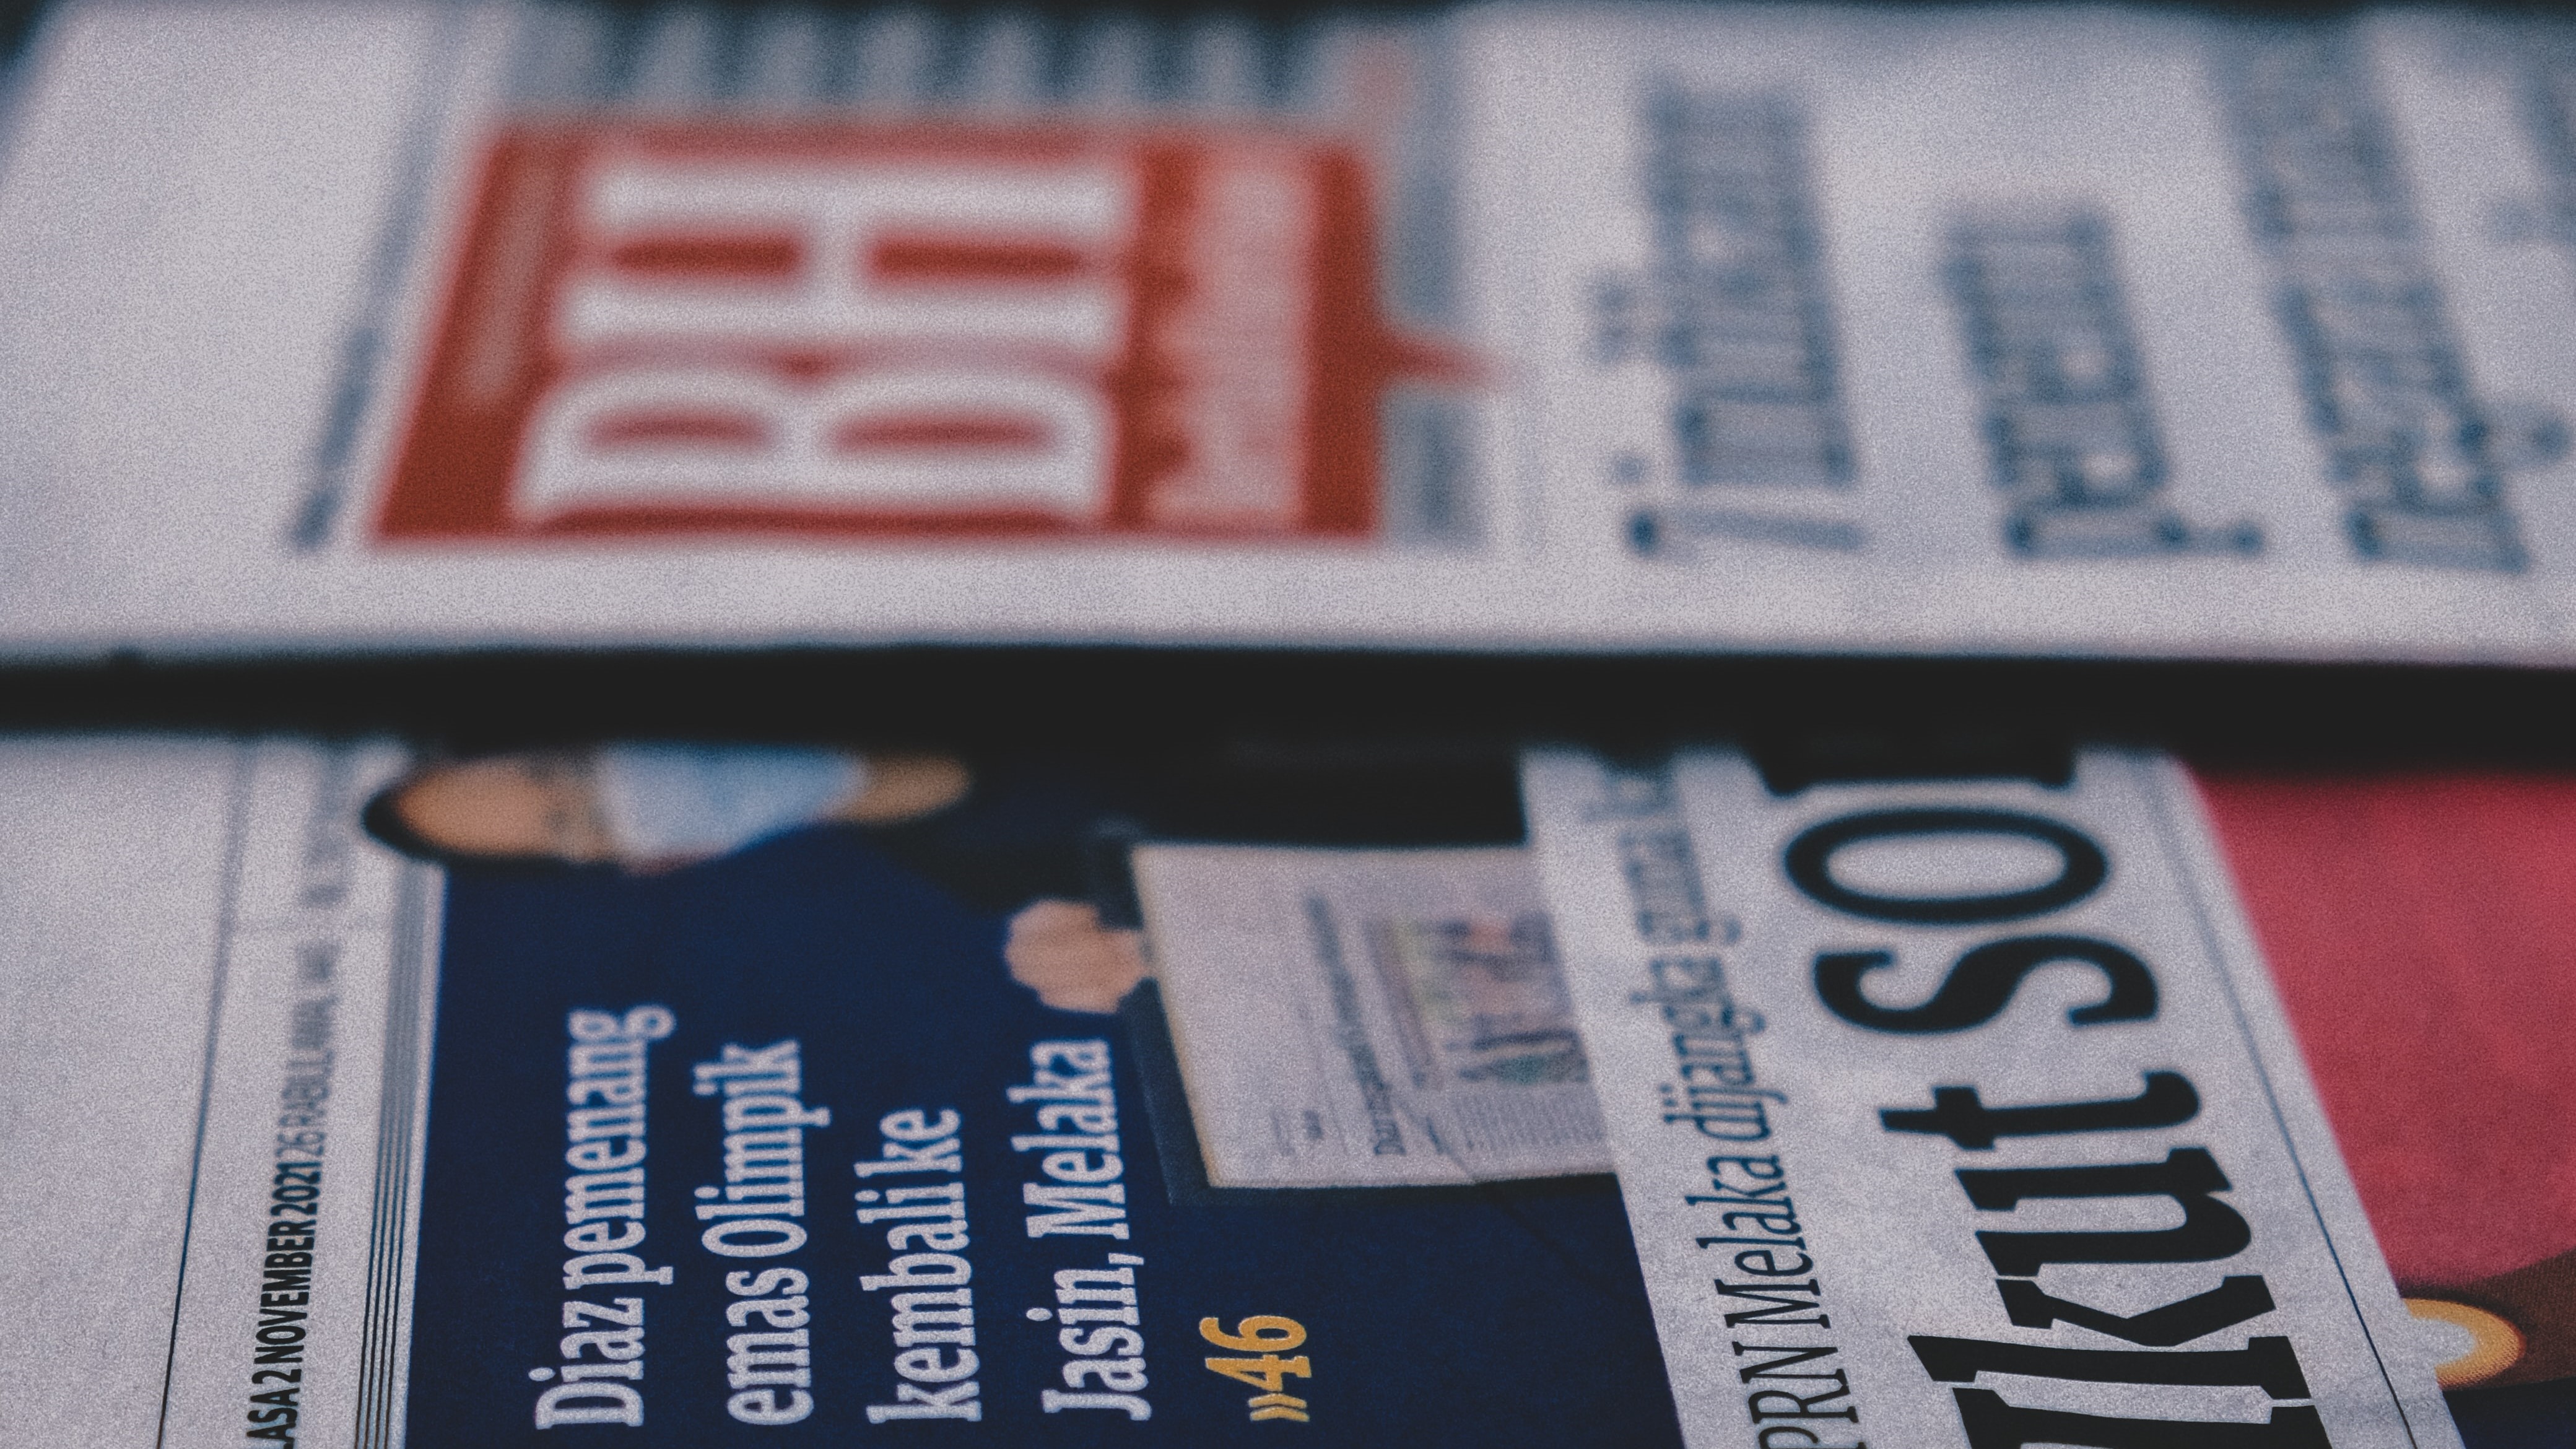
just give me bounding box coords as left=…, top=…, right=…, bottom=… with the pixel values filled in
left=2405, top=1297, right=2525, bottom=1388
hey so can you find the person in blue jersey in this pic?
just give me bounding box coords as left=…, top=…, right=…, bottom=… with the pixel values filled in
left=365, top=744, right=1147, bottom=1013
left=373, top=745, right=968, bottom=868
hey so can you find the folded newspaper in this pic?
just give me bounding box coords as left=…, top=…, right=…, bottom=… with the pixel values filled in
left=1523, top=747, right=2570, bottom=1449
left=14, top=2, right=2576, bottom=659
left=5, top=733, right=2565, bottom=1445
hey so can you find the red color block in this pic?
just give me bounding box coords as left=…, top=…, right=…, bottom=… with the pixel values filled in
left=2194, top=769, right=2576, bottom=1289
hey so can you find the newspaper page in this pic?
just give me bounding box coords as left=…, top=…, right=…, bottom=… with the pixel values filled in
left=7, top=735, right=1684, bottom=1445
left=1131, top=843, right=1606, bottom=1188
left=0, top=738, right=440, bottom=1449
left=1522, top=746, right=2505, bottom=1449
left=13, top=4, right=2576, bottom=661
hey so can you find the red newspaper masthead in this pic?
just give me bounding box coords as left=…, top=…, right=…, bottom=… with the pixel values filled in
left=378, top=121, right=1461, bottom=544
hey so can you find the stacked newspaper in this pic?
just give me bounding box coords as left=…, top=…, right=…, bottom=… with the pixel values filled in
left=11, top=2, right=2576, bottom=657
left=4, top=733, right=2562, bottom=1446
left=0, top=2, right=2567, bottom=1447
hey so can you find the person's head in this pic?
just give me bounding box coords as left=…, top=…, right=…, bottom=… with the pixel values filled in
left=364, top=746, right=970, bottom=869
left=363, top=751, right=617, bottom=868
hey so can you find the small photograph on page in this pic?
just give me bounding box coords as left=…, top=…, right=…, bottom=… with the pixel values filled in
left=357, top=738, right=1679, bottom=1445
left=1133, top=843, right=1608, bottom=1189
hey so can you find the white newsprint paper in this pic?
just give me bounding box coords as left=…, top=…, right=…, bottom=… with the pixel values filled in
left=0, top=738, right=438, bottom=1449
left=1132, top=843, right=1608, bottom=1188
left=11, top=4, right=2576, bottom=660
left=1521, top=749, right=2458, bottom=1449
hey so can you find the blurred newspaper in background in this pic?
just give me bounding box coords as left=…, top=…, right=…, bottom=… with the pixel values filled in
left=15, top=3, right=2576, bottom=658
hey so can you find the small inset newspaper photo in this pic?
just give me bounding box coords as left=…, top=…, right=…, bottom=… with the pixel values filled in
left=1134, top=844, right=1607, bottom=1188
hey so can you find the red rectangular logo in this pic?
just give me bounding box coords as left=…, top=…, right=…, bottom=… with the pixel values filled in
left=378, top=122, right=1443, bottom=542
